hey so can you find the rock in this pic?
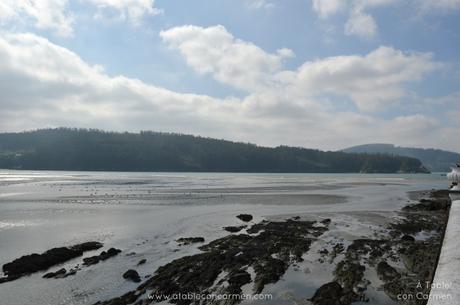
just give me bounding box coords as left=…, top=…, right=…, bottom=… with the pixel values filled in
left=320, top=218, right=331, bottom=225
left=43, top=268, right=66, bottom=279
left=376, top=261, right=400, bottom=281
left=223, top=226, right=246, bottom=233
left=236, top=214, right=253, bottom=222
left=228, top=271, right=251, bottom=286
left=83, top=248, right=121, bottom=266
left=253, top=257, right=286, bottom=293
left=176, top=237, right=205, bottom=245
left=310, top=282, right=343, bottom=305
left=71, top=242, right=104, bottom=252
left=1, top=241, right=103, bottom=281
left=401, top=235, right=415, bottom=242
left=137, top=259, right=146, bottom=265
left=0, top=275, right=19, bottom=284
left=335, top=260, right=366, bottom=291
left=82, top=257, right=99, bottom=266
left=66, top=269, right=77, bottom=277
left=95, top=218, right=329, bottom=305
left=403, top=189, right=451, bottom=212
left=123, top=269, right=141, bottom=283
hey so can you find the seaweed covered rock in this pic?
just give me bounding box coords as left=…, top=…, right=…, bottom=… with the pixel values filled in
left=1, top=241, right=103, bottom=282
left=310, top=282, right=344, bottom=305
left=176, top=237, right=205, bottom=245
left=376, top=261, right=400, bottom=281
left=43, top=268, right=67, bottom=279
left=223, top=226, right=246, bottom=233
left=236, top=214, right=253, bottom=222
left=94, top=219, right=329, bottom=305
left=123, top=269, right=141, bottom=283
left=83, top=248, right=121, bottom=266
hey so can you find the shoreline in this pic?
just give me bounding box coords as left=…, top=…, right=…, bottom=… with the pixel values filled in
left=1, top=188, right=446, bottom=305
left=93, top=188, right=450, bottom=305
left=0, top=173, right=449, bottom=305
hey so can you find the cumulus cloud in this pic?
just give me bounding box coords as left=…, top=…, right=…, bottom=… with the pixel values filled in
left=0, top=0, right=73, bottom=36
left=160, top=25, right=294, bottom=92
left=287, top=46, right=439, bottom=111
left=162, top=25, right=439, bottom=112
left=344, top=9, right=378, bottom=38
left=0, top=0, right=159, bottom=36
left=0, top=29, right=454, bottom=151
left=310, top=0, right=394, bottom=38
left=86, top=0, right=161, bottom=25
left=312, top=0, right=344, bottom=17
left=311, top=0, right=460, bottom=38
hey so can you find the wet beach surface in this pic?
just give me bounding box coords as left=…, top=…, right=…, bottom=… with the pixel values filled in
left=0, top=171, right=448, bottom=305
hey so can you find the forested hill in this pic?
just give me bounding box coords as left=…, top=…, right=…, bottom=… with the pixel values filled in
left=0, top=129, right=428, bottom=173
left=343, top=144, right=460, bottom=172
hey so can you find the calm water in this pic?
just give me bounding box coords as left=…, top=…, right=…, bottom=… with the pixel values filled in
left=0, top=170, right=448, bottom=305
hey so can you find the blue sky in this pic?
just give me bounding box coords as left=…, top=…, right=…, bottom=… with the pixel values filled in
left=0, top=0, right=459, bottom=151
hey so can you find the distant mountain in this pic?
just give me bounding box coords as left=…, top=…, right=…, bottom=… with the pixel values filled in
left=0, top=128, right=428, bottom=173
left=343, top=144, right=460, bottom=172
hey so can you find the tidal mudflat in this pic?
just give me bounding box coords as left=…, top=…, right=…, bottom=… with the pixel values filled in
left=0, top=171, right=448, bottom=305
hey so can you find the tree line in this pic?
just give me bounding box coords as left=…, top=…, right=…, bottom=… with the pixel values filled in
left=0, top=128, right=428, bottom=173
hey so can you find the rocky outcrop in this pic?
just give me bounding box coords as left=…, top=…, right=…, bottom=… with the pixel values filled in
left=94, top=218, right=329, bottom=305
left=310, top=282, right=346, bottom=305
left=83, top=248, right=121, bottom=266
left=236, top=214, right=253, bottom=222
left=176, top=237, right=205, bottom=245
left=223, top=226, right=246, bottom=233
left=43, top=268, right=67, bottom=279
left=1, top=242, right=103, bottom=283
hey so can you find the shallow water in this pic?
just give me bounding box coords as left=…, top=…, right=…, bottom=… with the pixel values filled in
left=0, top=170, right=447, bottom=305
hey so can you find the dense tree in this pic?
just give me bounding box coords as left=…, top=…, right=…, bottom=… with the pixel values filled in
left=343, top=144, right=460, bottom=172
left=0, top=128, right=428, bottom=173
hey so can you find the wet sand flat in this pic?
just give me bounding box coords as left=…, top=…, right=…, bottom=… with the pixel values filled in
left=0, top=170, right=447, bottom=305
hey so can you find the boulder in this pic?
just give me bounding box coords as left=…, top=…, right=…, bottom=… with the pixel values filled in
left=123, top=269, right=141, bottom=283
left=310, top=282, right=343, bottom=305
left=236, top=214, right=253, bottom=222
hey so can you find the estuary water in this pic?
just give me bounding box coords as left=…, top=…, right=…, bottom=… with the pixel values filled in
left=0, top=170, right=447, bottom=305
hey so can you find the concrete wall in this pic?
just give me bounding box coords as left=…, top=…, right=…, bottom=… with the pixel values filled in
left=427, top=195, right=460, bottom=305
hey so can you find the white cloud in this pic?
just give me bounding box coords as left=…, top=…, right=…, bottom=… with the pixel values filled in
left=0, top=0, right=159, bottom=36
left=245, top=0, right=274, bottom=10
left=419, top=0, right=460, bottom=11
left=0, top=30, right=455, bottom=151
left=344, top=9, right=378, bottom=38
left=311, top=0, right=460, bottom=38
left=0, top=0, right=73, bottom=36
left=310, top=0, right=395, bottom=38
left=85, top=0, right=161, bottom=25
left=160, top=25, right=294, bottom=92
left=312, top=0, right=344, bottom=17
left=160, top=25, right=438, bottom=112
left=281, top=46, right=439, bottom=111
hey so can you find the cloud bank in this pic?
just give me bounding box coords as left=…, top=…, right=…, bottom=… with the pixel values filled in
left=1, top=25, right=457, bottom=151
left=0, top=0, right=159, bottom=36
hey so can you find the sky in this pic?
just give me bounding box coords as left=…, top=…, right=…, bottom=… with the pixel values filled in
left=0, top=0, right=459, bottom=152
